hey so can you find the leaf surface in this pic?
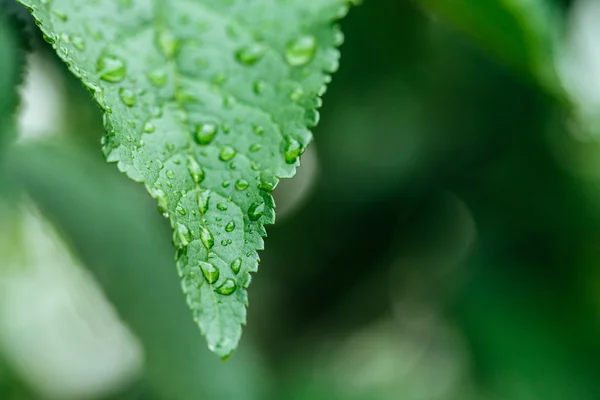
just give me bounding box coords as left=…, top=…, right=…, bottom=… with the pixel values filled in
left=19, top=0, right=350, bottom=357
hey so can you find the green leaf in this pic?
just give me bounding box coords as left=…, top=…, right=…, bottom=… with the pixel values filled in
left=19, top=0, right=350, bottom=357
left=419, top=0, right=562, bottom=95
left=0, top=11, right=27, bottom=158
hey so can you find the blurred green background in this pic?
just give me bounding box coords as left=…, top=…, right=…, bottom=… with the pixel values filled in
left=3, top=0, right=600, bottom=399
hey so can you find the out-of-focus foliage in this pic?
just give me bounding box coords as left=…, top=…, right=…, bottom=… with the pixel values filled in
left=2, top=0, right=600, bottom=400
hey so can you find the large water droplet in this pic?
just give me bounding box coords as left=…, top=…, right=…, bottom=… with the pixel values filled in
left=235, top=43, right=266, bottom=65
left=215, top=278, right=236, bottom=295
left=97, top=55, right=126, bottom=83
left=199, top=261, right=219, bottom=284
left=248, top=202, right=265, bottom=221
left=219, top=146, right=236, bottom=161
left=230, top=258, right=242, bottom=274
left=225, top=221, right=236, bottom=232
left=148, top=70, right=167, bottom=87
left=194, top=123, right=218, bottom=145
left=285, top=35, right=317, bottom=66
left=200, top=226, right=214, bottom=250
left=284, top=137, right=303, bottom=164
left=187, top=155, right=204, bottom=183
left=118, top=87, right=136, bottom=107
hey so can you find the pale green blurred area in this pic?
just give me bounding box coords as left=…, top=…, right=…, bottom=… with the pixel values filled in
left=3, top=0, right=600, bottom=399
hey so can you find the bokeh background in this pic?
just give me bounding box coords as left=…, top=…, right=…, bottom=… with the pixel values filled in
left=2, top=0, right=600, bottom=399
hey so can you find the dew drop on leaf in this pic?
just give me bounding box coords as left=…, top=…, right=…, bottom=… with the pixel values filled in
left=166, top=169, right=175, bottom=179
left=199, top=261, right=219, bottom=284
left=230, top=258, right=242, bottom=274
left=285, top=35, right=317, bottom=66
left=187, top=155, right=205, bottom=183
left=235, top=43, right=266, bottom=65
left=217, top=203, right=228, bottom=211
left=216, top=279, right=236, bottom=295
left=219, top=146, right=236, bottom=161
left=148, top=70, right=167, bottom=87
left=143, top=122, right=155, bottom=133
left=248, top=202, right=265, bottom=221
left=194, top=123, right=218, bottom=145
left=235, top=179, right=249, bottom=191
left=249, top=143, right=261, bottom=152
left=175, top=223, right=192, bottom=246
left=200, top=226, right=215, bottom=250
left=118, top=87, right=136, bottom=107
left=156, top=29, right=180, bottom=58
left=96, top=55, right=126, bottom=83
left=225, top=221, right=236, bottom=232
left=199, top=190, right=210, bottom=214
left=284, top=137, right=303, bottom=164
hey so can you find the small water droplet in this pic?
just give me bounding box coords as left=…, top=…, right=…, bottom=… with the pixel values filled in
left=215, top=278, right=236, bottom=295
left=175, top=223, right=192, bottom=246
left=259, top=174, right=278, bottom=192
left=152, top=188, right=169, bottom=217
left=118, top=87, right=136, bottom=107
left=200, top=226, right=214, bottom=250
left=97, top=55, right=126, bottom=83
left=235, top=179, right=249, bottom=191
left=217, top=203, right=228, bottom=211
left=71, top=35, right=85, bottom=51
left=199, top=261, right=219, bottom=284
left=253, top=80, right=266, bottom=95
left=187, top=156, right=204, bottom=183
left=166, top=169, right=175, bottom=179
left=148, top=70, right=167, bottom=87
left=219, top=146, right=236, bottom=161
left=230, top=258, right=242, bottom=274
left=290, top=87, right=304, bottom=101
left=225, top=221, right=236, bottom=232
left=156, top=29, right=179, bottom=58
left=284, top=137, right=303, bottom=164
left=52, top=9, right=68, bottom=21
left=212, top=73, right=227, bottom=86
left=176, top=205, right=186, bottom=215
left=253, top=124, right=264, bottom=135
left=235, top=43, right=266, bottom=65
left=249, top=144, right=261, bottom=152
left=222, top=180, right=231, bottom=188
left=248, top=202, right=265, bottom=221
left=199, top=190, right=210, bottom=214
left=143, top=122, right=155, bottom=133
left=285, top=35, right=317, bottom=66
left=194, top=123, right=218, bottom=145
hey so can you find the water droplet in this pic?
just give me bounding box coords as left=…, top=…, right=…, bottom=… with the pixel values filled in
left=166, top=169, right=175, bottom=179
left=199, top=190, right=210, bottom=214
left=148, top=70, right=167, bottom=87
left=200, top=226, right=214, bottom=250
left=157, top=29, right=179, bottom=58
left=52, top=9, right=68, bottom=21
left=215, top=279, right=236, bottom=295
left=156, top=159, right=164, bottom=170
left=259, top=174, right=278, bottom=192
left=194, top=123, right=218, bottom=145
left=290, top=87, right=304, bottom=101
left=199, top=261, right=219, bottom=284
left=187, top=156, right=204, bottom=183
left=97, top=55, right=126, bottom=83
left=175, top=223, right=192, bottom=246
left=235, top=179, right=249, bottom=191
left=217, top=203, right=228, bottom=211
left=235, top=43, right=266, bottom=65
left=143, top=122, right=155, bottom=133
left=152, top=188, right=169, bottom=217
left=118, top=87, right=136, bottom=107
left=176, top=205, right=186, bottom=215
left=230, top=258, right=242, bottom=274
left=248, top=202, right=265, bottom=221
left=71, top=36, right=85, bottom=51
left=253, top=125, right=264, bottom=135
left=249, top=144, right=261, bottom=152
left=212, top=73, right=227, bottom=86
left=221, top=239, right=229, bottom=246
left=225, top=221, right=236, bottom=232
left=253, top=80, right=266, bottom=95
left=285, top=35, right=317, bottom=66
left=222, top=180, right=231, bottom=188
left=284, top=137, right=303, bottom=164
left=219, top=146, right=236, bottom=161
